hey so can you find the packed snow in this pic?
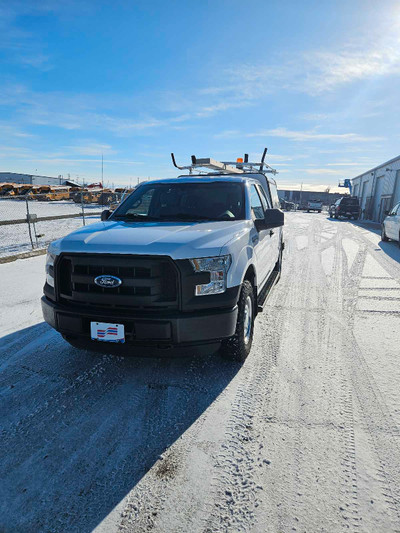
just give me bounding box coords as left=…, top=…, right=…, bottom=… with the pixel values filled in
left=1, top=212, right=400, bottom=532
left=0, top=198, right=102, bottom=222
left=0, top=215, right=101, bottom=258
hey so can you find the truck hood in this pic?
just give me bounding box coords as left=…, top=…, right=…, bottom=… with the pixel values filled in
left=51, top=219, right=251, bottom=259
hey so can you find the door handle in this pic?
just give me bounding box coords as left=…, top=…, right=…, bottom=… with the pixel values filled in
left=252, top=235, right=259, bottom=244
left=269, top=230, right=274, bottom=237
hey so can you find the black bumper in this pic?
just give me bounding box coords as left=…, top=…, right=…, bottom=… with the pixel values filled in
left=41, top=296, right=238, bottom=353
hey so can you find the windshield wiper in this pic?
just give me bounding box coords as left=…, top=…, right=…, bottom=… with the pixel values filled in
left=113, top=213, right=160, bottom=221
left=158, top=213, right=223, bottom=222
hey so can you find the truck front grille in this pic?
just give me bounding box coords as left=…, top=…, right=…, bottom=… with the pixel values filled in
left=56, top=254, right=179, bottom=310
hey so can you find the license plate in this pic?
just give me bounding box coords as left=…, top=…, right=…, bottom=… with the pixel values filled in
left=90, top=322, right=125, bottom=343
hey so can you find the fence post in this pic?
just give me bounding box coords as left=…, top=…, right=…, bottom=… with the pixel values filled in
left=81, top=188, right=86, bottom=226
left=25, top=197, right=34, bottom=249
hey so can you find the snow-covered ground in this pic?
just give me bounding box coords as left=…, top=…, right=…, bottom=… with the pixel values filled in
left=0, top=198, right=103, bottom=257
left=1, top=212, right=400, bottom=532
left=0, top=198, right=102, bottom=222
left=0, top=215, right=100, bottom=258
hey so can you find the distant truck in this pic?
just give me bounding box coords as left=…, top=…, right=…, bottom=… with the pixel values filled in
left=329, top=197, right=360, bottom=220
left=307, top=200, right=323, bottom=213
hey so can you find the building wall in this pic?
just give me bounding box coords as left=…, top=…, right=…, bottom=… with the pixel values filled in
left=278, top=189, right=345, bottom=206
left=351, top=155, right=400, bottom=222
left=0, top=172, right=65, bottom=186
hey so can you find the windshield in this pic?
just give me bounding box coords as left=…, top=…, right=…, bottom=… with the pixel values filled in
left=112, top=182, right=245, bottom=222
left=341, top=197, right=359, bottom=205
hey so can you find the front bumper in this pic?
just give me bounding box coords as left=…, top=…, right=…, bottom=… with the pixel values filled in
left=41, top=296, right=238, bottom=353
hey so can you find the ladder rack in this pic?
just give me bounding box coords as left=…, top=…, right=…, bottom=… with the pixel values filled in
left=171, top=148, right=278, bottom=176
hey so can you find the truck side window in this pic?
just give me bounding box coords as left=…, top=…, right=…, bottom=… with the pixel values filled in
left=250, top=185, right=265, bottom=220
left=256, top=184, right=272, bottom=210
left=268, top=181, right=280, bottom=209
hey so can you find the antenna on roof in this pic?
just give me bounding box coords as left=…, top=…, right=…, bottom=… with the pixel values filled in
left=171, top=153, right=185, bottom=170
left=260, top=148, right=268, bottom=170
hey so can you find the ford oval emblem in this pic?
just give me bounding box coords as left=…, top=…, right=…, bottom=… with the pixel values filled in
left=94, top=275, right=122, bottom=288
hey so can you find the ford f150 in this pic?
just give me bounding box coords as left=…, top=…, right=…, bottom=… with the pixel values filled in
left=42, top=150, right=284, bottom=361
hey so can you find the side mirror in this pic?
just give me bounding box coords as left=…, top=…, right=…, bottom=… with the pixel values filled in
left=254, top=208, right=284, bottom=231
left=264, top=208, right=284, bottom=229
left=101, top=209, right=111, bottom=221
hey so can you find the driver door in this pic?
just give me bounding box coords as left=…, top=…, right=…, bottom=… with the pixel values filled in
left=249, top=184, right=275, bottom=287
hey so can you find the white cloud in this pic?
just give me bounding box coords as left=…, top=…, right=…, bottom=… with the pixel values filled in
left=301, top=168, right=343, bottom=175
left=68, top=143, right=116, bottom=156
left=326, top=162, right=373, bottom=166
left=203, top=29, right=400, bottom=103
left=246, top=127, right=383, bottom=143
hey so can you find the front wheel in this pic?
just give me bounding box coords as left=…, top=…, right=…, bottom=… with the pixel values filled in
left=381, top=225, right=389, bottom=242
left=220, top=280, right=255, bottom=362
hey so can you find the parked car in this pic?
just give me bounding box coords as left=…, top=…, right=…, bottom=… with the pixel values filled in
left=329, top=197, right=360, bottom=219
left=41, top=151, right=284, bottom=362
left=280, top=199, right=296, bottom=211
left=307, top=199, right=323, bottom=213
left=381, top=202, right=400, bottom=245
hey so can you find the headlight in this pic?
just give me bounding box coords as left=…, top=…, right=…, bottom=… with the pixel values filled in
left=190, top=255, right=231, bottom=296
left=45, top=252, right=56, bottom=288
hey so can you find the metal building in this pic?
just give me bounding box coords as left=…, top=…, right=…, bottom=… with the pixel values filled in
left=278, top=189, right=345, bottom=208
left=351, top=156, right=400, bottom=222
left=0, top=172, right=77, bottom=186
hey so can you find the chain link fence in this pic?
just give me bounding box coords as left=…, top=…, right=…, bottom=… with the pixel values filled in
left=0, top=191, right=126, bottom=259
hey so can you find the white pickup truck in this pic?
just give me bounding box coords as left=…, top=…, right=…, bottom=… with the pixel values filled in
left=42, top=151, right=284, bottom=362
left=307, top=200, right=323, bottom=213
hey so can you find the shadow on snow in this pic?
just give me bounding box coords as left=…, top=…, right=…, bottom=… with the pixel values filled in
left=326, top=216, right=400, bottom=264
left=0, top=323, right=241, bottom=532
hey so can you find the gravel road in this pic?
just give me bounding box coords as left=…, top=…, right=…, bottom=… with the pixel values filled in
left=1, top=212, right=400, bottom=533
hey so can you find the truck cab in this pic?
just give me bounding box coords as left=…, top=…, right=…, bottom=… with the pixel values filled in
left=42, top=151, right=284, bottom=361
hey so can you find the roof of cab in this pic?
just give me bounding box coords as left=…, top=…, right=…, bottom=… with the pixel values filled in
left=143, top=173, right=269, bottom=186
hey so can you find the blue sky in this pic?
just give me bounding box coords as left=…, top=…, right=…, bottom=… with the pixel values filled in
left=1, top=0, right=400, bottom=189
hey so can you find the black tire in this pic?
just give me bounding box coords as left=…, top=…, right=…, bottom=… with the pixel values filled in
left=220, top=280, right=255, bottom=362
left=381, top=225, right=389, bottom=242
